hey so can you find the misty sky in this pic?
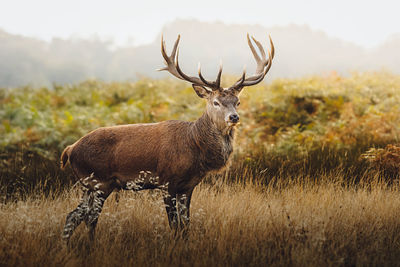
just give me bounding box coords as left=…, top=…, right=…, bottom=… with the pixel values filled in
left=1, top=0, right=399, bottom=48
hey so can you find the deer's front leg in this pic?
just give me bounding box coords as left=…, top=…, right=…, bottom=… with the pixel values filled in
left=176, top=190, right=193, bottom=239
left=164, top=194, right=178, bottom=230
left=177, top=190, right=193, bottom=229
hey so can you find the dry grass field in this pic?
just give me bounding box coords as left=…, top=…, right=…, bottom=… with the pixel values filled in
left=1, top=174, right=400, bottom=267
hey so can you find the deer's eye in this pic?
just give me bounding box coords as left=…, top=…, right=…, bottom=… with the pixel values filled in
left=213, top=101, right=220, bottom=107
left=237, top=102, right=241, bottom=107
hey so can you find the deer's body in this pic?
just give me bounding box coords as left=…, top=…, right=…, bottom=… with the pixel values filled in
left=62, top=114, right=234, bottom=194
left=61, top=33, right=274, bottom=242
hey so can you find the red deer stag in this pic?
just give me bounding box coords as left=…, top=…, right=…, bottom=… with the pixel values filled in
left=61, top=34, right=274, bottom=241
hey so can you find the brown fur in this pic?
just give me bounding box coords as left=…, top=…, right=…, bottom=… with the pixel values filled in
left=62, top=112, right=234, bottom=194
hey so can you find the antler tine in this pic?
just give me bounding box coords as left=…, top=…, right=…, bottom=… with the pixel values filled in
left=158, top=35, right=168, bottom=71
left=251, top=36, right=267, bottom=73
left=269, top=35, right=275, bottom=59
left=159, top=34, right=223, bottom=91
left=249, top=35, right=269, bottom=76
left=233, top=67, right=247, bottom=89
left=158, top=34, right=183, bottom=78
left=175, top=48, right=201, bottom=84
left=175, top=48, right=217, bottom=90
left=246, top=34, right=269, bottom=75
left=160, top=34, right=168, bottom=62
left=170, top=35, right=180, bottom=60
left=243, top=35, right=275, bottom=82
left=242, top=48, right=272, bottom=86
left=252, top=36, right=266, bottom=59
left=229, top=35, right=266, bottom=89
left=229, top=34, right=274, bottom=92
left=198, top=63, right=215, bottom=88
left=198, top=62, right=223, bottom=90
left=247, top=34, right=261, bottom=64
left=215, top=61, right=223, bottom=89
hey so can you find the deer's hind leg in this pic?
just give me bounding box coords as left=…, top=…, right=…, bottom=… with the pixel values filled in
left=62, top=188, right=91, bottom=241
left=83, top=179, right=115, bottom=241
left=63, top=173, right=115, bottom=242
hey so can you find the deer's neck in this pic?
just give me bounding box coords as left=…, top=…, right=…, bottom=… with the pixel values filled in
left=190, top=112, right=235, bottom=172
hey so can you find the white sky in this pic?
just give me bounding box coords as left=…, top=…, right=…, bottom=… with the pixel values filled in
left=1, top=0, right=399, bottom=48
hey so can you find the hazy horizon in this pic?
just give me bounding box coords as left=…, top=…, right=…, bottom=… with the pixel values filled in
left=1, top=0, right=400, bottom=48
left=1, top=2, right=400, bottom=88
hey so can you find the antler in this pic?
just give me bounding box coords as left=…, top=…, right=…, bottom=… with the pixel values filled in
left=228, top=34, right=275, bottom=92
left=159, top=35, right=223, bottom=91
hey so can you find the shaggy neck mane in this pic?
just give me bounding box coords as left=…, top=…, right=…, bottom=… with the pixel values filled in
left=190, top=112, right=235, bottom=172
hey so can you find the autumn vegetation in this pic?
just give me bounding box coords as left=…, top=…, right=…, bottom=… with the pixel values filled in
left=1, top=71, right=400, bottom=266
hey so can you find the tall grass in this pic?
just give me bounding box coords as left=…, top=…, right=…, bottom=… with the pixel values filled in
left=1, top=176, right=400, bottom=266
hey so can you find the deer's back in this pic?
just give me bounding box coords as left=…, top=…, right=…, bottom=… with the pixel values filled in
left=68, top=121, right=195, bottom=184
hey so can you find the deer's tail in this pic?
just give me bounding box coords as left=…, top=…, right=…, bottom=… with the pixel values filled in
left=60, top=145, right=73, bottom=170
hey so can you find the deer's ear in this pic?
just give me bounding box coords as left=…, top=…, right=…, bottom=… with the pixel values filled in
left=192, top=84, right=210, bottom=98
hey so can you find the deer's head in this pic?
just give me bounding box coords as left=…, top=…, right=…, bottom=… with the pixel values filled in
left=159, top=34, right=274, bottom=131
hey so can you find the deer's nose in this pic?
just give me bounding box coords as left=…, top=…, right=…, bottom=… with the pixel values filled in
left=229, top=114, right=239, bottom=123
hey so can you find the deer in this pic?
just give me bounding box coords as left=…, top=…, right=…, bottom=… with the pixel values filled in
left=60, top=33, right=274, bottom=242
